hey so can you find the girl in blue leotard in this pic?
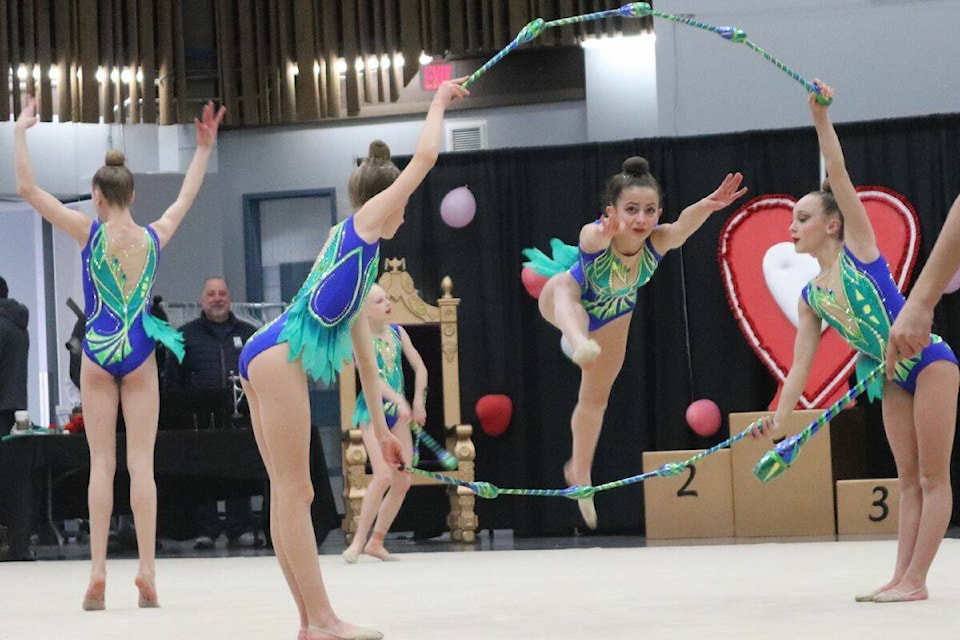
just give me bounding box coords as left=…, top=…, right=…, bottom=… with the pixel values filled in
left=239, top=78, right=467, bottom=640
left=14, top=97, right=225, bottom=611
left=523, top=158, right=747, bottom=529
left=756, top=81, right=958, bottom=603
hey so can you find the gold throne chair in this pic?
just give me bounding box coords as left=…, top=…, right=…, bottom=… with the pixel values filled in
left=339, top=258, right=478, bottom=543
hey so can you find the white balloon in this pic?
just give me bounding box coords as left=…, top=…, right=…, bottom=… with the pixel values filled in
left=560, top=335, right=574, bottom=360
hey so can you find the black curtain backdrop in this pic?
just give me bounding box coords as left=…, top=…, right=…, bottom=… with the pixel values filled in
left=384, top=112, right=960, bottom=536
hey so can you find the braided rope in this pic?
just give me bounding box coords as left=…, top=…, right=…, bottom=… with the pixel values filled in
left=403, top=419, right=761, bottom=500
left=404, top=362, right=884, bottom=499
left=462, top=2, right=829, bottom=104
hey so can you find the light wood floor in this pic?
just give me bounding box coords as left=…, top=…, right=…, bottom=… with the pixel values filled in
left=2, top=538, right=959, bottom=640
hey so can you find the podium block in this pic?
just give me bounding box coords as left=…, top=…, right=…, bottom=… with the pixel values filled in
left=642, top=449, right=734, bottom=539
left=730, top=410, right=835, bottom=537
left=837, top=479, right=900, bottom=535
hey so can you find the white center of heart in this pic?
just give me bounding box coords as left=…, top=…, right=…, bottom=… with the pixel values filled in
left=762, top=242, right=822, bottom=329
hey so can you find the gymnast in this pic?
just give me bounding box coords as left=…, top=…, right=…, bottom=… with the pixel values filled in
left=755, top=81, right=958, bottom=603
left=341, top=284, right=427, bottom=563
left=14, top=96, right=225, bottom=610
left=238, top=78, right=468, bottom=640
left=523, top=157, right=746, bottom=528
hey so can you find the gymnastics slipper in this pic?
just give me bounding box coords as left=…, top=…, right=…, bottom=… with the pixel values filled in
left=342, top=548, right=359, bottom=564
left=571, top=339, right=601, bottom=367
left=135, top=573, right=160, bottom=608
left=577, top=497, right=598, bottom=530
left=82, top=578, right=106, bottom=611
left=854, top=588, right=884, bottom=602
left=873, top=586, right=928, bottom=603
left=81, top=594, right=105, bottom=611
left=307, top=625, right=384, bottom=640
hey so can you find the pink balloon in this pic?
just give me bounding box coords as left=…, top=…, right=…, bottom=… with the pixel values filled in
left=440, top=186, right=477, bottom=228
left=945, top=266, right=960, bottom=294
left=685, top=399, right=721, bottom=437
left=521, top=266, right=548, bottom=299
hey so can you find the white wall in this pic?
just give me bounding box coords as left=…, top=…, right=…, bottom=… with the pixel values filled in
left=655, top=0, right=960, bottom=135
left=585, top=33, right=659, bottom=142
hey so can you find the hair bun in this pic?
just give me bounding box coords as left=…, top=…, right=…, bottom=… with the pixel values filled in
left=622, top=156, right=650, bottom=177
left=105, top=149, right=126, bottom=167
left=821, top=177, right=833, bottom=194
left=367, top=140, right=391, bottom=163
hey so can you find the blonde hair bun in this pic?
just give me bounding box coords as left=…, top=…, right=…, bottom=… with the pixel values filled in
left=104, top=149, right=126, bottom=167
left=367, top=140, right=391, bottom=163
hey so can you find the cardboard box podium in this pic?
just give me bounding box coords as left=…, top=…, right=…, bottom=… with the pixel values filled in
left=642, top=449, right=735, bottom=539
left=729, top=410, right=835, bottom=536
left=836, top=479, right=900, bottom=535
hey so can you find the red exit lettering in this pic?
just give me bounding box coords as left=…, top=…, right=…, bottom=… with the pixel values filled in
left=421, top=64, right=453, bottom=91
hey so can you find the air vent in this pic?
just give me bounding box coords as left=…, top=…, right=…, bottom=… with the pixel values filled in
left=445, top=120, right=488, bottom=152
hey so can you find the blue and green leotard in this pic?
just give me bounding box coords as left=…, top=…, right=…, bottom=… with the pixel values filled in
left=352, top=324, right=404, bottom=429
left=239, top=215, right=380, bottom=383
left=803, top=246, right=957, bottom=400
left=522, top=219, right=662, bottom=330
left=81, top=220, right=184, bottom=378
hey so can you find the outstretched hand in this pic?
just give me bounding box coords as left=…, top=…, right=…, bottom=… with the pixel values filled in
left=15, top=95, right=39, bottom=131
left=195, top=101, right=227, bottom=148
left=434, top=77, right=471, bottom=107
left=597, top=210, right=624, bottom=239
left=808, top=78, right=834, bottom=115
left=702, top=172, right=748, bottom=212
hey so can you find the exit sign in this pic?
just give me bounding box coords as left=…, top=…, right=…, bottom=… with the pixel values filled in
left=421, top=63, right=453, bottom=90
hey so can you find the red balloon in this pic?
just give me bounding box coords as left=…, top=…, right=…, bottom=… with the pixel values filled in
left=521, top=266, right=548, bottom=299
left=685, top=399, right=721, bottom=437
left=475, top=394, right=513, bottom=437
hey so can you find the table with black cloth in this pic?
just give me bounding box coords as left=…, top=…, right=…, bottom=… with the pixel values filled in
left=0, top=426, right=339, bottom=561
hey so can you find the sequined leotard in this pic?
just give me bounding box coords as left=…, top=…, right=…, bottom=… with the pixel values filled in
left=352, top=324, right=404, bottom=429
left=522, top=219, right=662, bottom=330
left=239, top=215, right=380, bottom=383
left=81, top=220, right=184, bottom=378
left=802, top=246, right=956, bottom=399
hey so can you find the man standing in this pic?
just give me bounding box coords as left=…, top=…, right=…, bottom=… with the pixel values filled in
left=165, top=277, right=259, bottom=548
left=0, top=276, right=29, bottom=437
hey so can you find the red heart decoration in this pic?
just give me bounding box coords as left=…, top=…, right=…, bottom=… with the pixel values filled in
left=718, top=187, right=919, bottom=409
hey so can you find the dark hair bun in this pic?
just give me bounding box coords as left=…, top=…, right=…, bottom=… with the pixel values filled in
left=367, top=140, right=391, bottom=163
left=821, top=177, right=833, bottom=194
left=622, top=156, right=650, bottom=177
left=104, top=149, right=126, bottom=167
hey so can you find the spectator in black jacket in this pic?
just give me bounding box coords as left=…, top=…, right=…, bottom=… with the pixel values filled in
left=165, top=277, right=259, bottom=548
left=0, top=275, right=29, bottom=436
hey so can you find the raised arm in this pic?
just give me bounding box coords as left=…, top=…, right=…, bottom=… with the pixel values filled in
left=756, top=299, right=822, bottom=439
left=398, top=327, right=428, bottom=425
left=886, top=194, right=960, bottom=374
left=651, top=172, right=747, bottom=254
left=14, top=96, right=91, bottom=245
left=809, top=81, right=878, bottom=262
left=351, top=314, right=404, bottom=467
left=353, top=79, right=469, bottom=240
left=151, top=102, right=226, bottom=248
